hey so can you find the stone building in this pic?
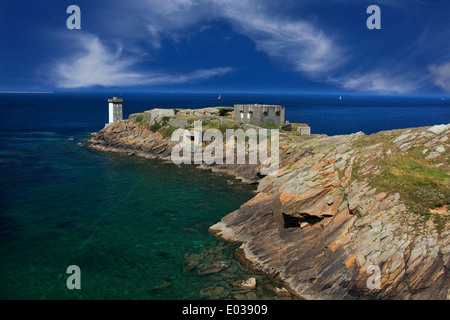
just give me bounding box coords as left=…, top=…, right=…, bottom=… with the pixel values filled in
left=234, top=104, right=285, bottom=126
left=108, top=95, right=123, bottom=124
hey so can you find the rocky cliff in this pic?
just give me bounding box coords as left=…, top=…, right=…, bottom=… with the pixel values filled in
left=88, top=118, right=450, bottom=299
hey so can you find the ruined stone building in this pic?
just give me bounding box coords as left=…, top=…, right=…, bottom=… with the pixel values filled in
left=234, top=104, right=285, bottom=126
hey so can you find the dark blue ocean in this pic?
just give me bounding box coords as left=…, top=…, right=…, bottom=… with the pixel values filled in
left=0, top=92, right=449, bottom=299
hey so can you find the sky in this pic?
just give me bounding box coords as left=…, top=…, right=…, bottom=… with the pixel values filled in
left=1, top=0, right=450, bottom=95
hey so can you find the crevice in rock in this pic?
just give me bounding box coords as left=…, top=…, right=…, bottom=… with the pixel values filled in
left=282, top=213, right=324, bottom=229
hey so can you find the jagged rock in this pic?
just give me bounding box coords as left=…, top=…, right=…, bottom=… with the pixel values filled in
left=393, top=134, right=410, bottom=144
left=376, top=193, right=387, bottom=201
left=426, top=151, right=441, bottom=159
left=300, top=222, right=309, bottom=229
left=229, top=278, right=256, bottom=291
left=198, top=261, right=229, bottom=275
left=436, top=146, right=445, bottom=153
left=209, top=125, right=449, bottom=300
left=427, top=124, right=450, bottom=135
left=183, top=259, right=199, bottom=272
left=273, top=287, right=291, bottom=297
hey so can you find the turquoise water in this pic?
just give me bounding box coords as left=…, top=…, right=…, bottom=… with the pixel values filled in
left=0, top=132, right=259, bottom=299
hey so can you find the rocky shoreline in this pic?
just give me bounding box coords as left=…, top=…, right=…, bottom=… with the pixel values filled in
left=182, top=241, right=302, bottom=300
left=88, top=117, right=450, bottom=300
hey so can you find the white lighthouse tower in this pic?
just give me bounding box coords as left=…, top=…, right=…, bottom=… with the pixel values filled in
left=107, top=95, right=123, bottom=125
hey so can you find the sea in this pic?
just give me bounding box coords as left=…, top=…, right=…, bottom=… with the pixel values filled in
left=0, top=92, right=449, bottom=299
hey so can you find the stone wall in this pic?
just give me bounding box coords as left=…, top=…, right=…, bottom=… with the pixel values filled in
left=168, top=118, right=190, bottom=127
left=150, top=109, right=175, bottom=120
left=234, top=104, right=285, bottom=126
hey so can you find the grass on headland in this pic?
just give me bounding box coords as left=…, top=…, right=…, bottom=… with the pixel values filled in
left=350, top=129, right=449, bottom=231
left=373, top=150, right=449, bottom=214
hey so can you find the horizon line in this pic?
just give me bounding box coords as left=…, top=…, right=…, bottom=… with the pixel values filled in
left=1, top=90, right=450, bottom=98
left=0, top=91, right=54, bottom=94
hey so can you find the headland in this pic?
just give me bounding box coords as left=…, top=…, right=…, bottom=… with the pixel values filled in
left=88, top=105, right=450, bottom=299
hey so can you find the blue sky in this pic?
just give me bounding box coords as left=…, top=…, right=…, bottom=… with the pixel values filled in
left=1, top=0, right=450, bottom=95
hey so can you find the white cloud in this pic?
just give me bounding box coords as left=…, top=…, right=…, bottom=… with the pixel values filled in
left=54, top=34, right=232, bottom=88
left=214, top=0, right=345, bottom=76
left=429, top=62, right=450, bottom=92
left=332, top=70, right=422, bottom=94
left=132, top=0, right=344, bottom=76
left=52, top=0, right=444, bottom=93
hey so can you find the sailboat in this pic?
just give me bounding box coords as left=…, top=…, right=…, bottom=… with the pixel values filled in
left=339, top=96, right=342, bottom=100
left=218, top=94, right=222, bottom=100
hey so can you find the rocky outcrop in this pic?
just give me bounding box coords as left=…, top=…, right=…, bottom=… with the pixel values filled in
left=210, top=125, right=450, bottom=300
left=88, top=121, right=174, bottom=160
left=88, top=119, right=450, bottom=299
left=88, top=119, right=263, bottom=184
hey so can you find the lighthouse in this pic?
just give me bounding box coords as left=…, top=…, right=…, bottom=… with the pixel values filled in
left=107, top=95, right=123, bottom=124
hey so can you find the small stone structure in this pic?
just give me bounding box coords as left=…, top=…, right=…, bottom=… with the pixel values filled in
left=297, top=125, right=311, bottom=135
left=149, top=108, right=175, bottom=121
left=234, top=104, right=285, bottom=126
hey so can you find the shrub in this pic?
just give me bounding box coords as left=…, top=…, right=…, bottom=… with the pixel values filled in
left=161, top=126, right=178, bottom=138
left=218, top=123, right=240, bottom=134
left=150, top=123, right=162, bottom=132
left=161, top=116, right=170, bottom=126
left=138, top=119, right=150, bottom=128
left=217, top=108, right=229, bottom=117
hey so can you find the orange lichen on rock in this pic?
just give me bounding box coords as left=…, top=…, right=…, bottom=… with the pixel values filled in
left=345, top=254, right=358, bottom=268
left=280, top=193, right=296, bottom=204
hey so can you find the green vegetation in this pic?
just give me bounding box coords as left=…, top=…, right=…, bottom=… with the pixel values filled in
left=201, top=119, right=220, bottom=131
left=161, top=125, right=178, bottom=138
left=200, top=120, right=240, bottom=133
left=150, top=123, right=162, bottom=132
left=137, top=118, right=151, bottom=129
left=217, top=108, right=229, bottom=117
left=161, top=116, right=170, bottom=126
left=353, top=136, right=372, bottom=148
left=351, top=161, right=360, bottom=181
left=350, top=129, right=449, bottom=231
left=219, top=122, right=240, bottom=134
left=372, top=150, right=449, bottom=216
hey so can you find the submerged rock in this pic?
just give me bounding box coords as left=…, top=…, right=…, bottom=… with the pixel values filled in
left=198, top=261, right=230, bottom=275
left=199, top=286, right=229, bottom=299
left=148, top=281, right=172, bottom=292
left=229, top=277, right=256, bottom=291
